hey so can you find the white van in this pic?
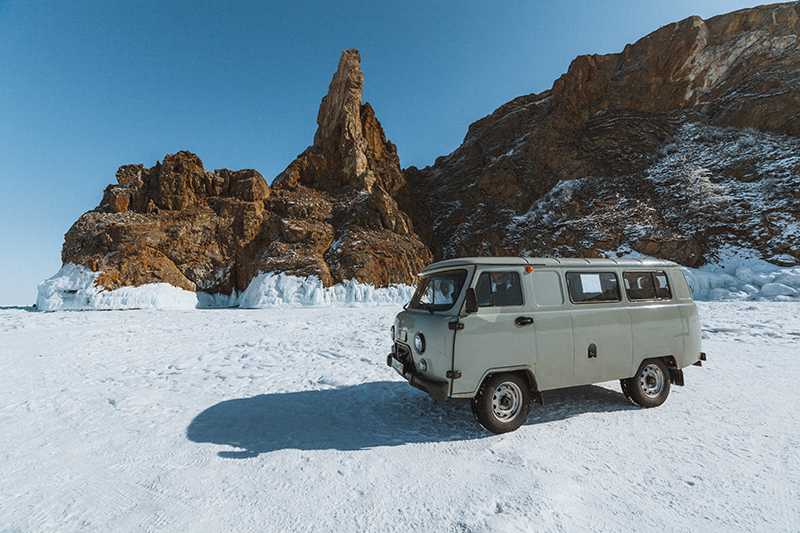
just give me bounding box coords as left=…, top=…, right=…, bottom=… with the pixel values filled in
left=387, top=257, right=705, bottom=433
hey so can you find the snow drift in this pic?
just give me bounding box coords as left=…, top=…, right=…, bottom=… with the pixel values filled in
left=36, top=264, right=199, bottom=311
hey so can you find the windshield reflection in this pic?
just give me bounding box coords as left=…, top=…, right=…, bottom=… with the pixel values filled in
left=408, top=270, right=468, bottom=312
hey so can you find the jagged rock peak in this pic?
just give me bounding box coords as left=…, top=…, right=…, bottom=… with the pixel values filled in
left=264, top=49, right=432, bottom=286
left=274, top=49, right=404, bottom=194
left=314, top=49, right=364, bottom=147
left=314, top=49, right=370, bottom=189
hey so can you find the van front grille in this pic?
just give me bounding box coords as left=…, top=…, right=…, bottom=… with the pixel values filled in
left=394, top=342, right=416, bottom=373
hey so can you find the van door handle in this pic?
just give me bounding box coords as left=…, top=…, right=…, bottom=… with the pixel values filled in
left=515, top=316, right=534, bottom=326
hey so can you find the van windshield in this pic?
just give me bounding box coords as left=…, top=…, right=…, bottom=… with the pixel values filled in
left=409, top=270, right=468, bottom=312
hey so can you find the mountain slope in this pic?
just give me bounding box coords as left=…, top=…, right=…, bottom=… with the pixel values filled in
left=402, top=2, right=800, bottom=266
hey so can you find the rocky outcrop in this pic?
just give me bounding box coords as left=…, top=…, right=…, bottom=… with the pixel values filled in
left=62, top=50, right=432, bottom=294
left=402, top=2, right=800, bottom=266
left=59, top=3, right=800, bottom=298
left=63, top=151, right=273, bottom=293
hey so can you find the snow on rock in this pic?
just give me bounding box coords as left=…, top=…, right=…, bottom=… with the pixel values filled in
left=36, top=264, right=198, bottom=311
left=39, top=251, right=800, bottom=311
left=35, top=264, right=101, bottom=311
left=36, top=265, right=416, bottom=311
left=90, top=283, right=198, bottom=310
left=759, top=283, right=796, bottom=298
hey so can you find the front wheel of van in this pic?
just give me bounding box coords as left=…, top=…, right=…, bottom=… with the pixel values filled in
left=623, top=358, right=671, bottom=408
left=471, top=373, right=531, bottom=434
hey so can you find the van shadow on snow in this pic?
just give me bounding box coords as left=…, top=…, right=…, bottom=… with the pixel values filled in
left=187, top=381, right=637, bottom=457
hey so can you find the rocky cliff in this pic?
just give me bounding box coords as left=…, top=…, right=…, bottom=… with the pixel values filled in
left=60, top=3, right=800, bottom=297
left=62, top=50, right=432, bottom=293
left=402, top=2, right=800, bottom=267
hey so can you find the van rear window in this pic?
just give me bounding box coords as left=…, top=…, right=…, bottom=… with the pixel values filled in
left=565, top=272, right=620, bottom=303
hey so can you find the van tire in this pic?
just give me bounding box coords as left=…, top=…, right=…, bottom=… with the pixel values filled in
left=623, top=358, right=671, bottom=408
left=471, top=373, right=531, bottom=434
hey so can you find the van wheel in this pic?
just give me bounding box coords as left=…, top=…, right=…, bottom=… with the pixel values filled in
left=471, top=373, right=530, bottom=434
left=623, top=358, right=670, bottom=408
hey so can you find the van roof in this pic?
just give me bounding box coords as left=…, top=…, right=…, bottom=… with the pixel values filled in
left=419, top=257, right=679, bottom=274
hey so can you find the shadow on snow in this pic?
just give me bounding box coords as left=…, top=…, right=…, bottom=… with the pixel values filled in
left=187, top=381, right=636, bottom=458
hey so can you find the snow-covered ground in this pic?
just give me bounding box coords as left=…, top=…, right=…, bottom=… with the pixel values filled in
left=1, top=301, right=798, bottom=532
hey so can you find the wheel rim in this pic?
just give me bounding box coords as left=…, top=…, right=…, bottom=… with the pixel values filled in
left=491, top=381, right=523, bottom=422
left=639, top=363, right=665, bottom=398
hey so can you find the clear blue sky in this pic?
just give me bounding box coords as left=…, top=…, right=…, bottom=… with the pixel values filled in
left=0, top=0, right=757, bottom=305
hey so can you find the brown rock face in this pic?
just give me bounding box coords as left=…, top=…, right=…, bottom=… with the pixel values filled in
left=62, top=50, right=432, bottom=294
left=402, top=2, right=800, bottom=267
left=64, top=151, right=271, bottom=293
left=60, top=3, right=800, bottom=297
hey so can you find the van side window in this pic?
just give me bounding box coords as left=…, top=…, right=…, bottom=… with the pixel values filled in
left=565, top=272, right=620, bottom=303
left=532, top=270, right=564, bottom=307
left=623, top=271, right=672, bottom=301
left=475, top=271, right=524, bottom=307
left=654, top=273, right=672, bottom=299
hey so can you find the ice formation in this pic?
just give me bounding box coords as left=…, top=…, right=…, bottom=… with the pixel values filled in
left=36, top=265, right=416, bottom=311
left=36, top=249, right=800, bottom=311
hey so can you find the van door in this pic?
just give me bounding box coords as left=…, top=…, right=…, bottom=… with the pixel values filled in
left=451, top=268, right=534, bottom=396
left=529, top=269, right=574, bottom=391
left=566, top=270, right=634, bottom=385
left=623, top=270, right=684, bottom=367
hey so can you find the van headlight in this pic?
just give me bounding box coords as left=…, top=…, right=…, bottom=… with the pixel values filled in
left=414, top=332, right=425, bottom=353
left=391, top=325, right=395, bottom=340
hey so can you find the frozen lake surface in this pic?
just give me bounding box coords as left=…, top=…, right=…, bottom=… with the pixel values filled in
left=1, top=302, right=798, bottom=532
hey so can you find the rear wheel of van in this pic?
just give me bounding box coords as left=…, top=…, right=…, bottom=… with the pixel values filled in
left=471, top=373, right=531, bottom=434
left=623, top=358, right=670, bottom=408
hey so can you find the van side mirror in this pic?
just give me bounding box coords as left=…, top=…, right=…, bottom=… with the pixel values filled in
left=464, top=288, right=478, bottom=314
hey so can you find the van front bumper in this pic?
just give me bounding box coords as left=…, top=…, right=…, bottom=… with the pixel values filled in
left=387, top=351, right=449, bottom=401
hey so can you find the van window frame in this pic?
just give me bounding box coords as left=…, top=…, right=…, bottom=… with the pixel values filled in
left=474, top=270, right=525, bottom=308
left=564, top=270, right=621, bottom=304
left=622, top=270, right=673, bottom=302
left=408, top=269, right=469, bottom=312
